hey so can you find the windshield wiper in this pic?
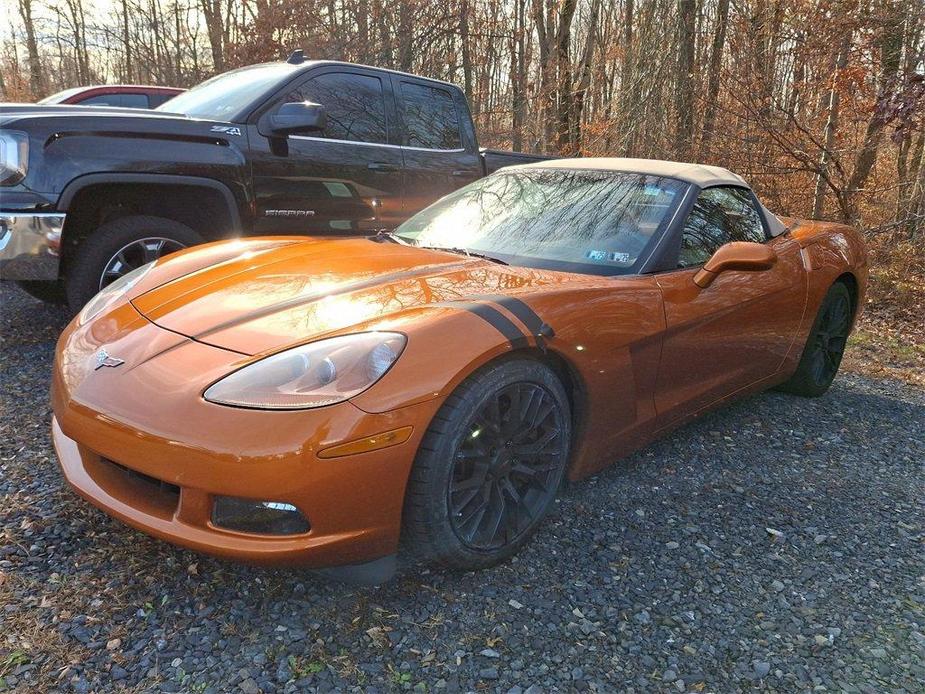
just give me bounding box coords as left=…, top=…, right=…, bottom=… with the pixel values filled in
left=422, top=246, right=509, bottom=266
left=370, top=229, right=409, bottom=245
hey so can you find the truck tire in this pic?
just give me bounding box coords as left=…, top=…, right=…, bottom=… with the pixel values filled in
left=64, top=215, right=203, bottom=313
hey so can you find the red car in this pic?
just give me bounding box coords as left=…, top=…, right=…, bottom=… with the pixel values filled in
left=38, top=85, right=183, bottom=109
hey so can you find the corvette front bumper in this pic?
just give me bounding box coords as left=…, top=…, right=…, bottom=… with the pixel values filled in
left=50, top=303, right=439, bottom=579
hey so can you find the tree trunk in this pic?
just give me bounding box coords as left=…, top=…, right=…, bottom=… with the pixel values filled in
left=531, top=0, right=556, bottom=152
left=398, top=1, right=413, bottom=72
left=17, top=0, right=44, bottom=96
left=619, top=0, right=636, bottom=156
left=459, top=0, right=473, bottom=105
left=812, top=34, right=851, bottom=220
left=201, top=0, right=225, bottom=72
left=674, top=0, right=696, bottom=161
left=844, top=0, right=905, bottom=222
left=510, top=0, right=526, bottom=151
left=898, top=131, right=924, bottom=237
left=572, top=0, right=601, bottom=153
left=700, top=0, right=729, bottom=158
left=356, top=0, right=369, bottom=63
left=121, top=0, right=133, bottom=82
left=555, top=0, right=578, bottom=154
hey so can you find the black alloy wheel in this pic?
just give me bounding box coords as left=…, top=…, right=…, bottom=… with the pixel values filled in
left=448, top=381, right=566, bottom=551
left=808, top=287, right=852, bottom=386
left=778, top=281, right=854, bottom=397
left=403, top=359, right=571, bottom=570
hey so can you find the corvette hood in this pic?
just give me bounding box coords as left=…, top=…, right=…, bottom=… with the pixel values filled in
left=131, top=238, right=572, bottom=355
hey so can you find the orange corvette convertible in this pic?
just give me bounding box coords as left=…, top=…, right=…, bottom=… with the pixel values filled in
left=51, top=159, right=867, bottom=583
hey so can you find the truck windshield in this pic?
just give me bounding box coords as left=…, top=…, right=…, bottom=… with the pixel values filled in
left=156, top=63, right=295, bottom=121
left=395, top=169, right=687, bottom=275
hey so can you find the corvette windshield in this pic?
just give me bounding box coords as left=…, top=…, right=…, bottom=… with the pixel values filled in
left=395, top=169, right=687, bottom=275
left=156, top=63, right=295, bottom=121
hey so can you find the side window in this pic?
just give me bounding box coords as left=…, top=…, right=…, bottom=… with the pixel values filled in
left=118, top=94, right=151, bottom=109
left=78, top=94, right=119, bottom=106
left=678, top=187, right=766, bottom=267
left=285, top=72, right=387, bottom=144
left=399, top=82, right=461, bottom=150
left=79, top=93, right=149, bottom=108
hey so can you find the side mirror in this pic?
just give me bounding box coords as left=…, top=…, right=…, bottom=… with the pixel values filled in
left=268, top=101, right=326, bottom=136
left=693, top=241, right=777, bottom=288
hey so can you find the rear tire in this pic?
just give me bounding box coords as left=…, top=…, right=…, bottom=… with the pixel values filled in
left=64, top=215, right=203, bottom=313
left=402, top=359, right=571, bottom=571
left=777, top=282, right=853, bottom=397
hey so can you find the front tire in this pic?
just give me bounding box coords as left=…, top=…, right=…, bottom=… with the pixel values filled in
left=777, top=281, right=853, bottom=397
left=402, top=359, right=571, bottom=571
left=64, top=215, right=203, bottom=313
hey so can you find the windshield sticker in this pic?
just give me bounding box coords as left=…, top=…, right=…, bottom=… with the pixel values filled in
left=210, top=125, right=242, bottom=136
left=586, top=249, right=632, bottom=264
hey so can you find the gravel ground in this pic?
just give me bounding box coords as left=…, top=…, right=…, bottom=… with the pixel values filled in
left=1, top=281, right=923, bottom=693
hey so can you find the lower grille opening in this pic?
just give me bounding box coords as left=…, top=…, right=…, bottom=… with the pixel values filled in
left=98, top=457, right=180, bottom=513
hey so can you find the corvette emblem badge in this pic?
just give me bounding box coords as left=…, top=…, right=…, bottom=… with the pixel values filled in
left=94, top=349, right=124, bottom=371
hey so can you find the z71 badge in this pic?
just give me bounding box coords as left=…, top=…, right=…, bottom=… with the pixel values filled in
left=210, top=125, right=242, bottom=136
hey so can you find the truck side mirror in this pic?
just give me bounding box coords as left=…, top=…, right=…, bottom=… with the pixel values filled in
left=268, top=102, right=326, bottom=136
left=693, top=241, right=777, bottom=288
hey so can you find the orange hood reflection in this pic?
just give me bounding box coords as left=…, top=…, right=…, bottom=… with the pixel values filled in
left=130, top=237, right=583, bottom=355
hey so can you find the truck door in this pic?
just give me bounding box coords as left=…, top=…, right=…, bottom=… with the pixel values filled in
left=249, top=67, right=405, bottom=235
left=391, top=77, right=483, bottom=217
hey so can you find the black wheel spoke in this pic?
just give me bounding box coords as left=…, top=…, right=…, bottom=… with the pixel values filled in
left=513, top=429, right=560, bottom=457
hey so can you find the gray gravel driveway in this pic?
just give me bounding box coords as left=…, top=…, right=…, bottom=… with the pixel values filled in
left=1, top=282, right=923, bottom=693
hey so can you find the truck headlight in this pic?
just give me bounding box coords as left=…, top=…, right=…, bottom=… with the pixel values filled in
left=204, top=332, right=406, bottom=409
left=0, top=131, right=29, bottom=185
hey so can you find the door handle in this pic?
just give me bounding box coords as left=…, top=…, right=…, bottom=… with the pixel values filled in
left=452, top=169, right=473, bottom=178
left=368, top=162, right=399, bottom=173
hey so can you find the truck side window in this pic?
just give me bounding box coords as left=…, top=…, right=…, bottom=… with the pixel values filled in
left=678, top=186, right=767, bottom=268
left=287, top=72, right=387, bottom=144
left=399, top=82, right=461, bottom=150
left=80, top=93, right=150, bottom=108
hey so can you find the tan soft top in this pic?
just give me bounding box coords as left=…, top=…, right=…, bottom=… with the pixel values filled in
left=515, top=157, right=750, bottom=189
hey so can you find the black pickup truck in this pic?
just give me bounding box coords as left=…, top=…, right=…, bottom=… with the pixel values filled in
left=0, top=52, right=549, bottom=310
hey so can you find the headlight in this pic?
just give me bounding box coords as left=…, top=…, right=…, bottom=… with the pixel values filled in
left=0, top=130, right=29, bottom=185
left=203, top=332, right=406, bottom=410
left=79, top=261, right=155, bottom=324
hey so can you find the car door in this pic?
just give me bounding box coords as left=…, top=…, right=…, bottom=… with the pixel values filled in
left=390, top=77, right=483, bottom=217
left=653, top=186, right=806, bottom=429
left=249, top=67, right=405, bottom=235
